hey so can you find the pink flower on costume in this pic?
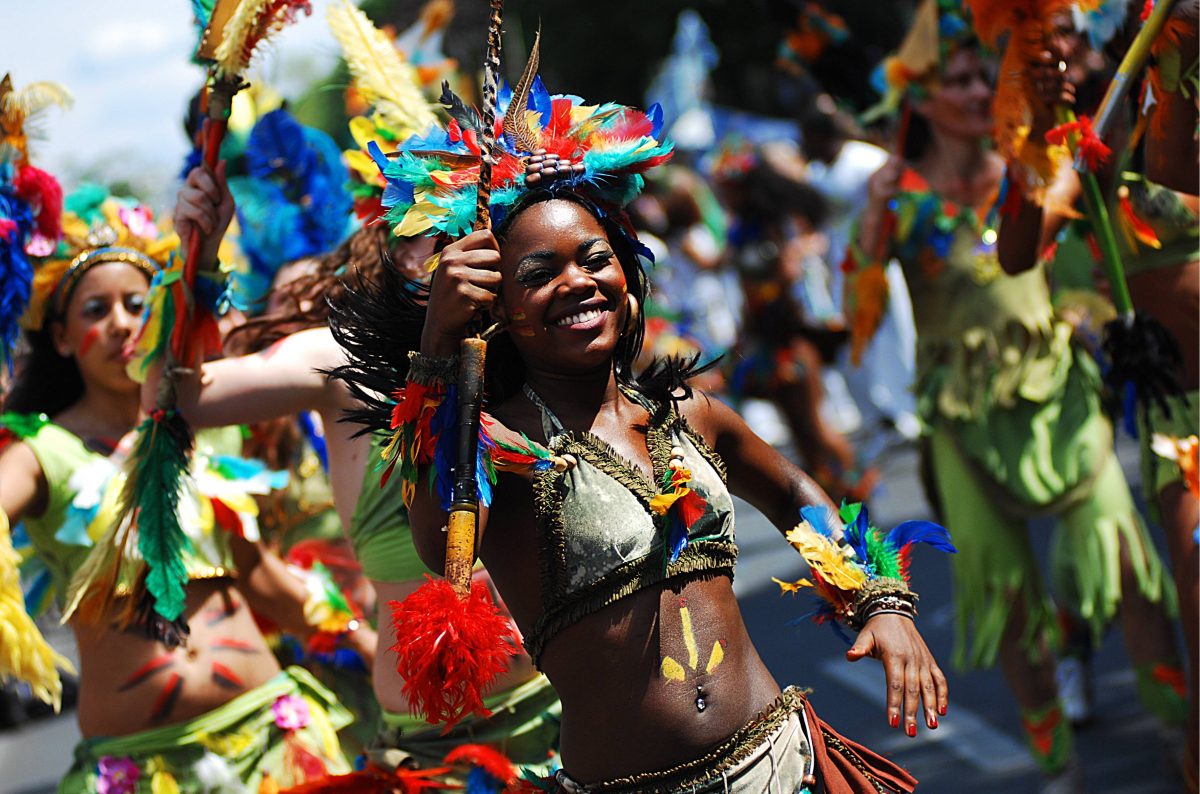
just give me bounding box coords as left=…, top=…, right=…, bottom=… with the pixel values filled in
left=272, top=693, right=310, bottom=731
left=96, top=755, right=140, bottom=794
left=117, top=204, right=157, bottom=240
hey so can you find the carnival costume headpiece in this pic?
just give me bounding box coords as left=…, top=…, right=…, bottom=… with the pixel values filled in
left=368, top=38, right=674, bottom=242
left=27, top=185, right=176, bottom=332
left=0, top=74, right=70, bottom=367
left=865, top=0, right=975, bottom=121
left=226, top=108, right=353, bottom=312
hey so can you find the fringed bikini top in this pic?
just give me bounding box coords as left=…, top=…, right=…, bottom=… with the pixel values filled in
left=520, top=387, right=737, bottom=666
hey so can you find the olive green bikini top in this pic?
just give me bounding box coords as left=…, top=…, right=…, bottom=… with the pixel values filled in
left=520, top=387, right=737, bottom=666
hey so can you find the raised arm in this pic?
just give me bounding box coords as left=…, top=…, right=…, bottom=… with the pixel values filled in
left=683, top=391, right=950, bottom=735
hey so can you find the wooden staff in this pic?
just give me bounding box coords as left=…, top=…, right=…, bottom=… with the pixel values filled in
left=444, top=0, right=504, bottom=597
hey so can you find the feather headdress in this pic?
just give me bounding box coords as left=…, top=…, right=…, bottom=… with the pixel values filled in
left=0, top=74, right=69, bottom=370
left=864, top=0, right=974, bottom=121
left=371, top=51, right=673, bottom=240
left=227, top=108, right=353, bottom=312
left=24, top=186, right=176, bottom=333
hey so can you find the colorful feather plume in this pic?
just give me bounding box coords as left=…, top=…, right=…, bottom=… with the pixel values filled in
left=275, top=764, right=453, bottom=793
left=775, top=502, right=955, bottom=639
left=0, top=74, right=72, bottom=166
left=227, top=108, right=352, bottom=313
left=328, top=0, right=439, bottom=139
left=0, top=75, right=68, bottom=371
left=373, top=72, right=672, bottom=239
left=212, top=0, right=314, bottom=80
left=964, top=0, right=1074, bottom=193
left=389, top=576, right=518, bottom=727
left=443, top=744, right=518, bottom=794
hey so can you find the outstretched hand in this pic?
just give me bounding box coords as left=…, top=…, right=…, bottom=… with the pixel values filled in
left=847, top=613, right=948, bottom=737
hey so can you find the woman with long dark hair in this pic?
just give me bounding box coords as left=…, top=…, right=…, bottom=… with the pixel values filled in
left=0, top=182, right=351, bottom=791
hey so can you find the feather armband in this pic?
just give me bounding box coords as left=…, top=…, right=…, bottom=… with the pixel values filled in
left=774, top=502, right=955, bottom=640
left=125, top=254, right=227, bottom=383
left=381, top=351, right=571, bottom=508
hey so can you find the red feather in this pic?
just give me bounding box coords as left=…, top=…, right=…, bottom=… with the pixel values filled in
left=287, top=538, right=363, bottom=572
left=284, top=733, right=329, bottom=784
left=603, top=108, right=653, bottom=141
left=209, top=498, right=245, bottom=537
left=390, top=576, right=517, bottom=727
left=442, top=744, right=516, bottom=785
left=13, top=165, right=63, bottom=240
left=277, top=765, right=454, bottom=794
left=674, top=489, right=708, bottom=530
left=547, top=98, right=573, bottom=137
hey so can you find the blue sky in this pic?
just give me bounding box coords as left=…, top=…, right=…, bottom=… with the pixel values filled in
left=2, top=0, right=343, bottom=209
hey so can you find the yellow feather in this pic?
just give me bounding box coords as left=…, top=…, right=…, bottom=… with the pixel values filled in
left=214, top=0, right=309, bottom=79
left=0, top=511, right=73, bottom=711
left=784, top=521, right=867, bottom=591
left=327, top=0, right=438, bottom=138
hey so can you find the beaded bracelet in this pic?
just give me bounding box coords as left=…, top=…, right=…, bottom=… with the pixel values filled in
left=775, top=502, right=953, bottom=641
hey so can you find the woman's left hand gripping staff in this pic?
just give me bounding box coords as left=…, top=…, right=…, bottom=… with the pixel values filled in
left=849, top=612, right=949, bottom=736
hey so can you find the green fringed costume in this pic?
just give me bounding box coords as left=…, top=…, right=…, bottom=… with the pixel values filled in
left=844, top=170, right=1172, bottom=669
left=58, top=666, right=351, bottom=793
left=0, top=414, right=352, bottom=790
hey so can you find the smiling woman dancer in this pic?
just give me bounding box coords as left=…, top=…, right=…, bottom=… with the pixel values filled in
left=326, top=51, right=951, bottom=791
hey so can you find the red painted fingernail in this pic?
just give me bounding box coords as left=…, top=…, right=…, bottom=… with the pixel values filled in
left=889, top=714, right=899, bottom=728
left=906, top=723, right=917, bottom=737
left=939, top=704, right=947, bottom=716
left=927, top=714, right=938, bottom=729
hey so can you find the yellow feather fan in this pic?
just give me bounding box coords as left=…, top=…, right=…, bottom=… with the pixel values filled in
left=327, top=0, right=439, bottom=139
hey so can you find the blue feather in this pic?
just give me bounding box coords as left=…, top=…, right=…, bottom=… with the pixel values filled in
left=667, top=515, right=689, bottom=564
left=799, top=504, right=838, bottom=537
left=528, top=75, right=551, bottom=123
left=885, top=520, right=956, bottom=554
left=646, top=103, right=664, bottom=139
left=245, top=110, right=312, bottom=181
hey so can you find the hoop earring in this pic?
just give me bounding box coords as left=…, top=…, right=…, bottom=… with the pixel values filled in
left=623, top=293, right=640, bottom=336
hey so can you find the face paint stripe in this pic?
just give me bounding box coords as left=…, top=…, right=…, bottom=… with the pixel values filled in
left=78, top=327, right=101, bottom=358
left=210, top=638, right=260, bottom=654
left=211, top=661, right=245, bottom=691
left=149, top=672, right=183, bottom=723
left=118, top=654, right=175, bottom=692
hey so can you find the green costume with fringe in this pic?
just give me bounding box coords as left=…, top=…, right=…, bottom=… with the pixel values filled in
left=58, top=666, right=351, bottom=793
left=845, top=171, right=1171, bottom=669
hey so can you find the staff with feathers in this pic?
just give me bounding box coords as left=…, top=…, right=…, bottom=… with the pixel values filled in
left=65, top=0, right=314, bottom=646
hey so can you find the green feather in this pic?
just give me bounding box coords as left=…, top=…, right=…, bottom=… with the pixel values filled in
left=866, top=529, right=903, bottom=580
left=128, top=412, right=194, bottom=622
left=0, top=412, right=49, bottom=439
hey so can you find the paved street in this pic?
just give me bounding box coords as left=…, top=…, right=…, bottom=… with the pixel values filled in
left=0, top=423, right=1186, bottom=793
